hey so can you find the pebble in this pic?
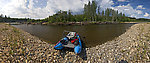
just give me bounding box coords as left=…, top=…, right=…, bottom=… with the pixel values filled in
left=88, top=61, right=90, bottom=63
left=0, top=23, right=150, bottom=62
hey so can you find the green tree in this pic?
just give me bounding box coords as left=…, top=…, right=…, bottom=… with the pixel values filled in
left=91, top=1, right=97, bottom=21
left=98, top=6, right=100, bottom=16
left=68, top=10, right=73, bottom=21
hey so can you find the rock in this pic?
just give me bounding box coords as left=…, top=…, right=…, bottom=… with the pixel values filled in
left=54, top=53, right=57, bottom=56
left=47, top=54, right=51, bottom=57
left=88, top=61, right=90, bottom=63
left=1, top=23, right=150, bottom=62
left=73, top=60, right=76, bottom=62
left=54, top=56, right=57, bottom=59
left=25, top=60, right=28, bottom=63
left=1, top=61, right=5, bottom=63
left=39, top=53, right=43, bottom=56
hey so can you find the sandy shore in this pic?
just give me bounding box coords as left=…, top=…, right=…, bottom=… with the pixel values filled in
left=0, top=23, right=150, bottom=62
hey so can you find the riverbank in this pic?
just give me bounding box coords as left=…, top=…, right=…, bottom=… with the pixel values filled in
left=7, top=21, right=138, bottom=25
left=87, top=23, right=150, bottom=62
left=0, top=23, right=150, bottom=62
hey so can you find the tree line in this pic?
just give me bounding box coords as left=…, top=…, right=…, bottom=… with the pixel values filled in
left=41, top=1, right=138, bottom=23
left=0, top=14, right=30, bottom=22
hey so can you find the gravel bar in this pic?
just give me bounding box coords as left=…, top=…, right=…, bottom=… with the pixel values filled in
left=0, top=23, right=150, bottom=63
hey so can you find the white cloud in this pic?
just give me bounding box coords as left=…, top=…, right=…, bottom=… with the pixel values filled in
left=0, top=0, right=114, bottom=19
left=136, top=5, right=145, bottom=9
left=0, top=0, right=92, bottom=19
left=136, top=10, right=143, bottom=14
left=97, top=0, right=114, bottom=9
left=0, top=0, right=149, bottom=19
left=111, top=4, right=143, bottom=18
left=118, top=0, right=126, bottom=2
left=144, top=13, right=149, bottom=17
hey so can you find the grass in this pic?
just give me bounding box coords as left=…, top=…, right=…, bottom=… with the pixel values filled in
left=9, top=50, right=13, bottom=55
left=121, top=49, right=126, bottom=53
left=2, top=28, right=8, bottom=30
left=144, top=50, right=147, bottom=54
left=14, top=42, right=18, bottom=46
left=10, top=41, right=18, bottom=48
left=147, top=22, right=150, bottom=24
left=13, top=28, right=20, bottom=33
left=132, top=24, right=150, bottom=61
left=138, top=24, right=150, bottom=60
left=22, top=49, right=25, bottom=54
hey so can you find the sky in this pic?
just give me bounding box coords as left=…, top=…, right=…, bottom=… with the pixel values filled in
left=0, top=0, right=150, bottom=19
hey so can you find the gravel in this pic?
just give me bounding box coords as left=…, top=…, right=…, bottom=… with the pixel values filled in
left=0, top=23, right=150, bottom=62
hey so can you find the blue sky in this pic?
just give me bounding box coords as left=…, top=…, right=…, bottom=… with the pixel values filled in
left=112, top=0, right=150, bottom=18
left=0, top=0, right=149, bottom=19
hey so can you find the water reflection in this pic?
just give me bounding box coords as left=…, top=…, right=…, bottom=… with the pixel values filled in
left=12, top=24, right=134, bottom=47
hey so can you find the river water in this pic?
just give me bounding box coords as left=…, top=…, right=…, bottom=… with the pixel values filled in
left=12, top=24, right=134, bottom=47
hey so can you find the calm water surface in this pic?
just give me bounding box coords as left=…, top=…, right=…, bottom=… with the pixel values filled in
left=12, top=24, right=134, bottom=47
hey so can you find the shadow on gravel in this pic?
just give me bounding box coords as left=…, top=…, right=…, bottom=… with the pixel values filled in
left=58, top=39, right=87, bottom=60
left=119, top=60, right=128, bottom=63
left=58, top=49, right=68, bottom=58
left=79, top=40, right=87, bottom=60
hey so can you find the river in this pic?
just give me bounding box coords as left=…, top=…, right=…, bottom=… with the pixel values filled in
left=12, top=23, right=134, bottom=47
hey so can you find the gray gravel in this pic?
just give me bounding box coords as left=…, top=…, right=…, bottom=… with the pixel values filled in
left=0, top=23, right=150, bottom=63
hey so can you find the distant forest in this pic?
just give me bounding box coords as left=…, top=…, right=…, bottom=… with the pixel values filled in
left=0, top=1, right=150, bottom=23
